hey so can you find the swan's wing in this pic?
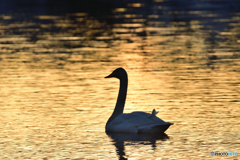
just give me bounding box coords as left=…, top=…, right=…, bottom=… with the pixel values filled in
left=147, top=109, right=166, bottom=124
left=106, top=110, right=172, bottom=133
left=110, top=109, right=168, bottom=125
left=131, top=111, right=151, bottom=117
left=133, top=109, right=166, bottom=124
left=134, top=109, right=173, bottom=133
left=106, top=113, right=147, bottom=133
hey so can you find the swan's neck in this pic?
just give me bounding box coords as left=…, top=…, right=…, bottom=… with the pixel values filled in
left=106, top=76, right=128, bottom=126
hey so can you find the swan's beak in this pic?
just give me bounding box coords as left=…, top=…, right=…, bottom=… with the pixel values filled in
left=105, top=73, right=114, bottom=78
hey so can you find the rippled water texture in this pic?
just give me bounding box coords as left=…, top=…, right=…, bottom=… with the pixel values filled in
left=0, top=0, right=240, bottom=159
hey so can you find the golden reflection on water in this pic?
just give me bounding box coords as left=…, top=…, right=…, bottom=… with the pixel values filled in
left=0, top=1, right=240, bottom=159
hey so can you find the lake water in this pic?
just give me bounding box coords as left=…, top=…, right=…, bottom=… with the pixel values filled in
left=0, top=0, right=240, bottom=159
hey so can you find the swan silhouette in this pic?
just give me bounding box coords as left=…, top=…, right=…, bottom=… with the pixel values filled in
left=105, top=68, right=173, bottom=133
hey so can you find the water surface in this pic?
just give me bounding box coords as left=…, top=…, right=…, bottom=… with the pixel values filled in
left=0, top=0, right=240, bottom=159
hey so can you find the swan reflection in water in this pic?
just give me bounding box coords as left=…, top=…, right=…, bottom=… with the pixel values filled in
left=106, top=131, right=170, bottom=160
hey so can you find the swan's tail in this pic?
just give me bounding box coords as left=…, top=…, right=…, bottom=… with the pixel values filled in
left=137, top=123, right=173, bottom=134
left=151, top=123, right=173, bottom=133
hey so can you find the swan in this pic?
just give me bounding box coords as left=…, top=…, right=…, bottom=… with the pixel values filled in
left=105, top=68, right=173, bottom=133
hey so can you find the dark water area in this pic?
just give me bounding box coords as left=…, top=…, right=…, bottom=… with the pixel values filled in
left=0, top=0, right=240, bottom=159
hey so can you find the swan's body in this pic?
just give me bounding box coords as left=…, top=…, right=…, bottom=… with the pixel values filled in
left=105, top=68, right=173, bottom=133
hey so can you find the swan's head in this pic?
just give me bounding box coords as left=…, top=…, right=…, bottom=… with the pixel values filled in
left=105, top=68, right=128, bottom=80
